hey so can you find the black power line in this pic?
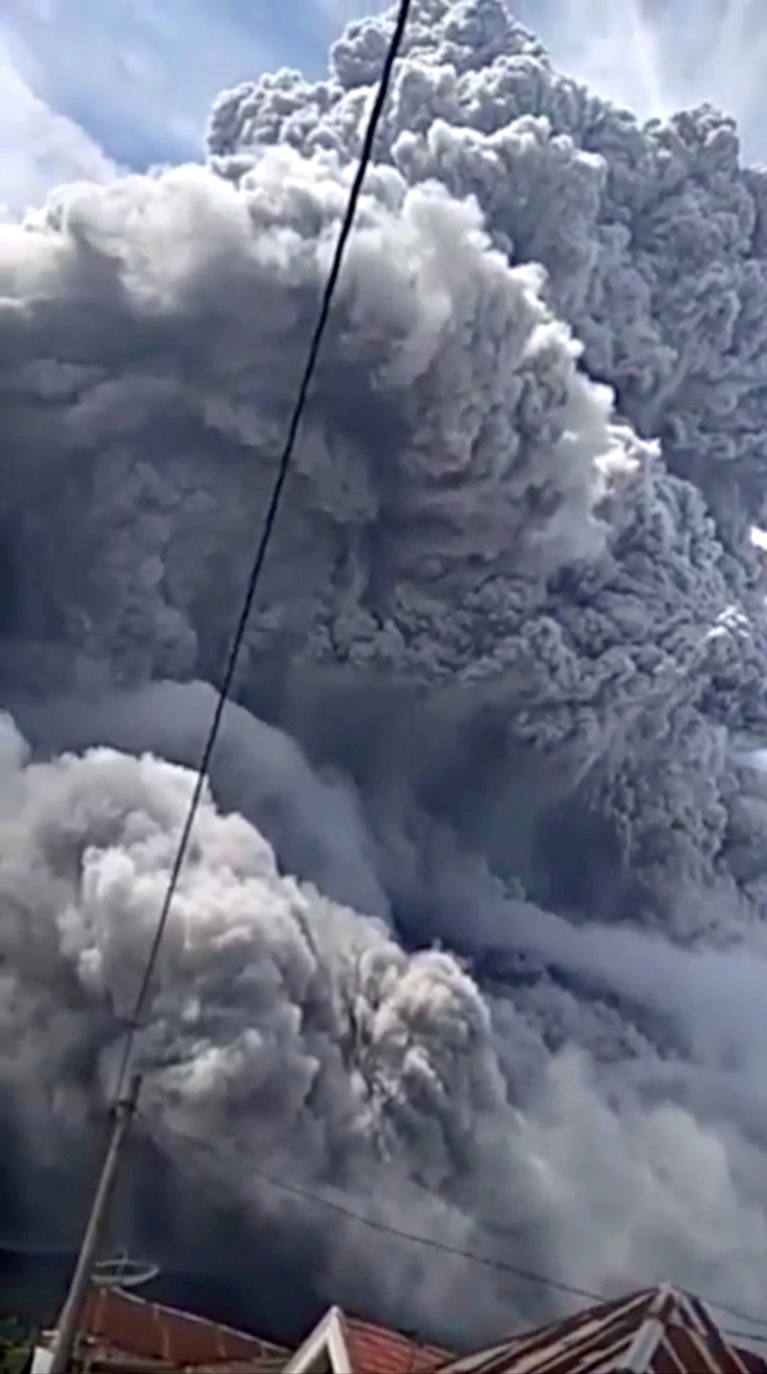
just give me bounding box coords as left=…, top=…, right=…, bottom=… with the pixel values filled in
left=49, top=9, right=412, bottom=1367
left=112, top=0, right=412, bottom=1103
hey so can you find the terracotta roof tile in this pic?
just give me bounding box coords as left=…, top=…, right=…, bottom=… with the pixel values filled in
left=341, top=1314, right=450, bottom=1373
left=79, top=1287, right=286, bottom=1370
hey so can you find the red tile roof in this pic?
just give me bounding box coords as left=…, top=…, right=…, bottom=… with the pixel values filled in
left=78, top=1286, right=286, bottom=1371
left=340, top=1313, right=450, bottom=1373
left=436, top=1284, right=767, bottom=1374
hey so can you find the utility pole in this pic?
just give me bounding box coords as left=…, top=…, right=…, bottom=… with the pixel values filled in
left=49, top=1074, right=142, bottom=1373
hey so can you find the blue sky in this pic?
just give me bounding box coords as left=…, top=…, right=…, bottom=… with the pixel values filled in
left=1, top=0, right=765, bottom=217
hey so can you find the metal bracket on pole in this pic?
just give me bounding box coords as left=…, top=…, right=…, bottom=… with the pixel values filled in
left=49, top=1074, right=142, bottom=1373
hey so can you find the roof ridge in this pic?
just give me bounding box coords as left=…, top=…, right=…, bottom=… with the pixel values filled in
left=430, top=1280, right=767, bottom=1374
left=622, top=1282, right=677, bottom=1373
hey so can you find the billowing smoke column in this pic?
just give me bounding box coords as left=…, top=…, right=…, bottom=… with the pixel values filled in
left=5, top=0, right=767, bottom=1346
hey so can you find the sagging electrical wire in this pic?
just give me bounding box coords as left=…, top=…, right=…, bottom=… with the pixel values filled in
left=154, top=1116, right=767, bottom=1346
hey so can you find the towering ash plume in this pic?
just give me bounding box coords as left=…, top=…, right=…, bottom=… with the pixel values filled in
left=4, top=0, right=767, bottom=1345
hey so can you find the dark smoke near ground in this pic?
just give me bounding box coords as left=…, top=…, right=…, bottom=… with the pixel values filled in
left=5, top=0, right=767, bottom=1347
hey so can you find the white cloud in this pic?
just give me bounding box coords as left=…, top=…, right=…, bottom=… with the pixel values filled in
left=0, top=0, right=377, bottom=217
left=0, top=0, right=284, bottom=174
left=530, top=0, right=669, bottom=120
left=311, top=0, right=389, bottom=21
left=0, top=41, right=118, bottom=217
left=518, top=0, right=767, bottom=161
